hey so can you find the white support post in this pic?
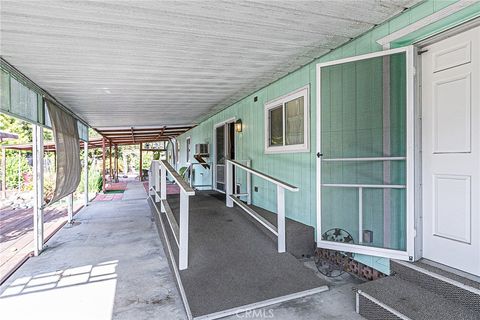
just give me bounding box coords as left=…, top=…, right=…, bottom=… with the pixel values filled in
left=179, top=190, right=189, bottom=270
left=33, top=125, right=44, bottom=256
left=277, top=185, right=286, bottom=253
left=160, top=163, right=167, bottom=211
left=83, top=141, right=89, bottom=206
left=67, top=193, right=74, bottom=224
left=246, top=160, right=252, bottom=205
left=226, top=161, right=233, bottom=207
left=359, top=187, right=363, bottom=244
left=154, top=161, right=160, bottom=203
left=148, top=169, right=153, bottom=196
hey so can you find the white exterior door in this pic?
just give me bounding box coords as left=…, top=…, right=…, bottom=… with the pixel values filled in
left=422, top=26, right=480, bottom=276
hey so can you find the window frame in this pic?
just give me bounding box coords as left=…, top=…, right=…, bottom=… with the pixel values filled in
left=264, top=85, right=309, bottom=154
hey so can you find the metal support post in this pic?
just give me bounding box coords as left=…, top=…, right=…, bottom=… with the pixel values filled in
left=33, top=125, right=44, bottom=256
left=83, top=141, right=88, bottom=206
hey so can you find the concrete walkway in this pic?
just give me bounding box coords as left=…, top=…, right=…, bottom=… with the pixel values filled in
left=0, top=182, right=186, bottom=320
left=0, top=181, right=364, bottom=320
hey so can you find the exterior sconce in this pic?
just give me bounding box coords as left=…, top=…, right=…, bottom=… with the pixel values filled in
left=235, top=119, right=243, bottom=133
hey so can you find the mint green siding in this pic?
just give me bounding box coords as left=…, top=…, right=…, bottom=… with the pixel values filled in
left=177, top=1, right=478, bottom=274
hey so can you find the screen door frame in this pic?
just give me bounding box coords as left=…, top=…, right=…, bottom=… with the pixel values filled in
left=315, top=46, right=416, bottom=261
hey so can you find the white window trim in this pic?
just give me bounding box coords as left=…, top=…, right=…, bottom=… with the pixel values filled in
left=264, top=85, right=309, bottom=154
left=315, top=46, right=416, bottom=261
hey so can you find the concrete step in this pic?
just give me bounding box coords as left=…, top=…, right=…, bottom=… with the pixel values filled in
left=391, top=260, right=480, bottom=313
left=355, top=276, right=479, bottom=320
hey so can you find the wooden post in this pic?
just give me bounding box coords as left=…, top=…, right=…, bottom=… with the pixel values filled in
left=17, top=150, right=21, bottom=191
left=114, top=144, right=118, bottom=182
left=33, top=125, right=44, bottom=256
left=102, top=138, right=106, bottom=193
left=109, top=142, right=112, bottom=180
left=139, top=143, right=143, bottom=181
left=1, top=147, right=6, bottom=199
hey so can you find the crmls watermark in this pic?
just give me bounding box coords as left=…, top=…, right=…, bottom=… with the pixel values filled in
left=235, top=309, right=274, bottom=318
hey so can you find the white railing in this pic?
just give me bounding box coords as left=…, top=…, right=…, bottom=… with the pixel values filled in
left=225, top=159, right=299, bottom=253
left=149, top=160, right=195, bottom=270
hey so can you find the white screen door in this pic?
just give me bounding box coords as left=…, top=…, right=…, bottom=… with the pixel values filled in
left=316, top=46, right=415, bottom=261
left=422, top=26, right=480, bottom=276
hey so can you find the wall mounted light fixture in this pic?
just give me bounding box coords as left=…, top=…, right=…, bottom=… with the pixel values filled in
left=235, top=119, right=243, bottom=133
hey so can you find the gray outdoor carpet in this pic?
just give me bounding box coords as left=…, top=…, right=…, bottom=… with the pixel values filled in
left=152, top=191, right=328, bottom=318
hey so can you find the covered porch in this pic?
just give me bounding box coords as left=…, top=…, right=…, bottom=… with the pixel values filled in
left=0, top=181, right=362, bottom=320
left=2, top=1, right=480, bottom=319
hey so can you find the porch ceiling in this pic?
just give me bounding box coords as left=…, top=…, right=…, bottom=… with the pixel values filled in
left=0, top=0, right=420, bottom=128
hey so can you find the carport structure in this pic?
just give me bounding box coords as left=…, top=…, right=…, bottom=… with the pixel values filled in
left=4, top=1, right=477, bottom=319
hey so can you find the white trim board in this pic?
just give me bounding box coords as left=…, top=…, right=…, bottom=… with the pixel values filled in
left=377, top=0, right=476, bottom=48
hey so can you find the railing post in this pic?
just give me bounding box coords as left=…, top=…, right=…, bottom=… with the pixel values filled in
left=226, top=161, right=233, bottom=207
left=148, top=169, right=153, bottom=196
left=277, top=185, right=286, bottom=253
left=179, top=190, right=189, bottom=270
left=155, top=161, right=160, bottom=203
left=246, top=160, right=252, bottom=205
left=160, top=161, right=167, bottom=213
left=67, top=193, right=73, bottom=224
left=358, top=187, right=363, bottom=244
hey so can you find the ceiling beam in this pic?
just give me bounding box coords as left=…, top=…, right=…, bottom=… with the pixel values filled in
left=97, top=126, right=193, bottom=133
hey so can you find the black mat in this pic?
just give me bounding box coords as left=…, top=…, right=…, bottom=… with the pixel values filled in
left=155, top=191, right=328, bottom=318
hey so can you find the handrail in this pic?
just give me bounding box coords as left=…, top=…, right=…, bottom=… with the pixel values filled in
left=225, top=159, right=299, bottom=253
left=227, top=160, right=299, bottom=192
left=161, top=160, right=195, bottom=195
left=149, top=160, right=194, bottom=270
